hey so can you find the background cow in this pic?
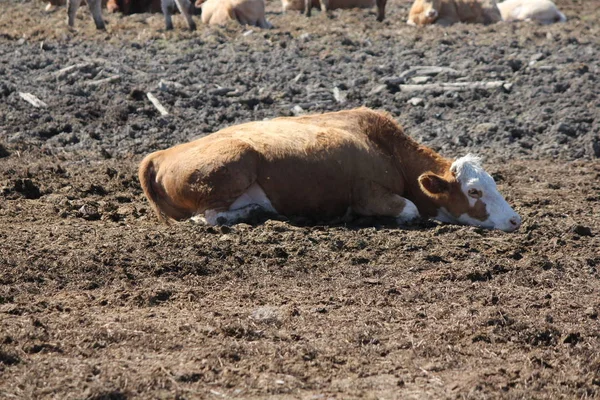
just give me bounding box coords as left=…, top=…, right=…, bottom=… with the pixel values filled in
left=407, top=0, right=502, bottom=26
left=139, top=108, right=521, bottom=232
left=281, top=0, right=387, bottom=21
left=67, top=0, right=195, bottom=30
left=196, top=0, right=271, bottom=28
left=497, top=0, right=566, bottom=24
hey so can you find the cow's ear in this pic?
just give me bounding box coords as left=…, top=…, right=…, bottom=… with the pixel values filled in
left=418, top=172, right=450, bottom=196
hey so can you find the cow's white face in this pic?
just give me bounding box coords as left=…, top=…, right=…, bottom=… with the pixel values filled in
left=418, top=154, right=522, bottom=232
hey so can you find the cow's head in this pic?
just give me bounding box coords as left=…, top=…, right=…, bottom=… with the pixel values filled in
left=418, top=155, right=522, bottom=232
left=407, top=0, right=441, bottom=25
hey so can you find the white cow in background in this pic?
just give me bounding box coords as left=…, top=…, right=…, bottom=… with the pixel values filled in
left=497, top=0, right=566, bottom=24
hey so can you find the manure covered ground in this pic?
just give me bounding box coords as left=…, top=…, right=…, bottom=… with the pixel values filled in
left=0, top=0, right=599, bottom=398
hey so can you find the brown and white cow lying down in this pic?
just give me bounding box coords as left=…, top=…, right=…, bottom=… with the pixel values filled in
left=281, top=0, right=387, bottom=21
left=497, top=0, right=566, bottom=24
left=67, top=0, right=195, bottom=30
left=407, top=0, right=502, bottom=26
left=196, top=0, right=271, bottom=28
left=139, top=108, right=522, bottom=232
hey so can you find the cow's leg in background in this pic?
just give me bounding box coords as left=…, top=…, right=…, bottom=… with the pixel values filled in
left=67, top=0, right=82, bottom=27
left=173, top=0, right=197, bottom=30
left=320, top=0, right=329, bottom=14
left=67, top=0, right=105, bottom=29
left=376, top=0, right=386, bottom=21
left=304, top=0, right=312, bottom=16
left=87, top=0, right=106, bottom=29
left=161, top=0, right=175, bottom=30
left=351, top=180, right=420, bottom=224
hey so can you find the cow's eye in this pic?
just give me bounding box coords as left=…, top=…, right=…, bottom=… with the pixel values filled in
left=468, top=188, right=482, bottom=199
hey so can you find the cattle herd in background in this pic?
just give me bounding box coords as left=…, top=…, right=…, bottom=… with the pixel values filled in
left=46, top=0, right=567, bottom=31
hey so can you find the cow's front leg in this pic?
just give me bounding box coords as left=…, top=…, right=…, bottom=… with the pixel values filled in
left=351, top=180, right=420, bottom=224
left=304, top=0, right=312, bottom=17
left=173, top=0, right=197, bottom=30
left=375, top=0, right=386, bottom=21
left=161, top=0, right=175, bottom=30
left=87, top=0, right=106, bottom=29
left=67, top=0, right=82, bottom=27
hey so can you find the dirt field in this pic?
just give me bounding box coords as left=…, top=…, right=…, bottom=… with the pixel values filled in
left=1, top=0, right=599, bottom=398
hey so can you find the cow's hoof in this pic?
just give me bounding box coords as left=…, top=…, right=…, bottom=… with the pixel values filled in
left=94, top=20, right=107, bottom=30
left=188, top=22, right=197, bottom=31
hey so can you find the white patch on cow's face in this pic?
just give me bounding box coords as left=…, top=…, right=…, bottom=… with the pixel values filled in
left=449, top=154, right=521, bottom=232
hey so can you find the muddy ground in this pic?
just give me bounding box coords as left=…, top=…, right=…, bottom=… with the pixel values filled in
left=1, top=0, right=599, bottom=398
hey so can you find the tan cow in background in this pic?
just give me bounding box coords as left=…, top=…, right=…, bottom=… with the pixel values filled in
left=281, top=0, right=387, bottom=21
left=407, top=0, right=502, bottom=25
left=196, top=0, right=271, bottom=28
left=497, top=0, right=566, bottom=24
left=138, top=108, right=522, bottom=232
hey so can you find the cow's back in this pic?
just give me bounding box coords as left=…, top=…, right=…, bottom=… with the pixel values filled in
left=164, top=110, right=403, bottom=217
left=247, top=119, right=401, bottom=217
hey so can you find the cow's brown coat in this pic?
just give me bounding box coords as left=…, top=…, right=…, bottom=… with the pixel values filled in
left=139, top=108, right=491, bottom=224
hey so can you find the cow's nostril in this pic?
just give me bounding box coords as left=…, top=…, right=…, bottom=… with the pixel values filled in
left=427, top=9, right=438, bottom=18
left=510, top=217, right=520, bottom=226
